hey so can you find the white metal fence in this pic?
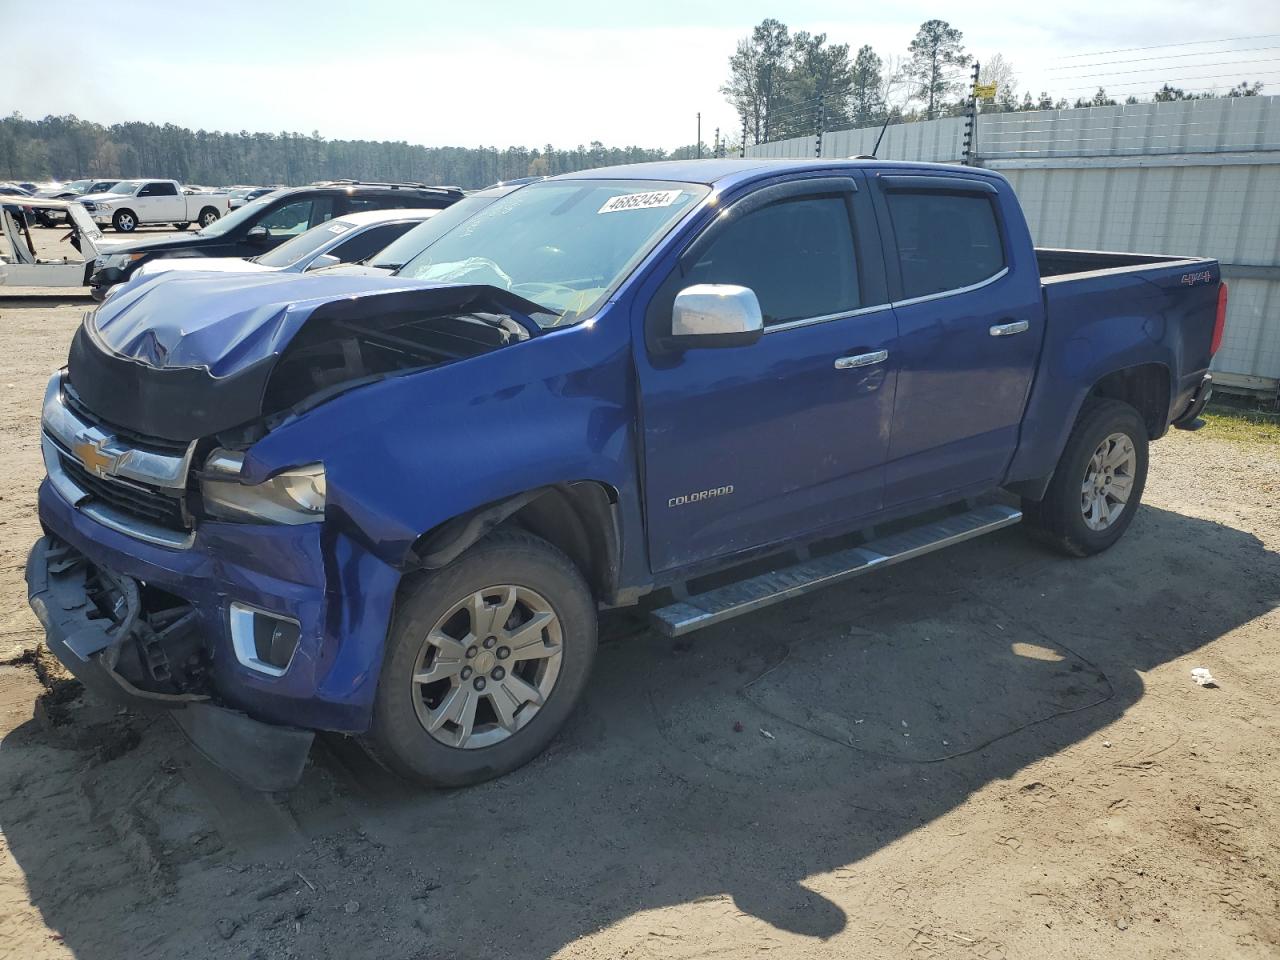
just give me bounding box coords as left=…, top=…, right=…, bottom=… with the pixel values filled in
left=746, top=96, right=1280, bottom=391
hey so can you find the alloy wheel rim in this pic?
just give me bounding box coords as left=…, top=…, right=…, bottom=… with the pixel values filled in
left=411, top=584, right=563, bottom=749
left=1081, top=432, right=1136, bottom=531
left=120, top=214, right=134, bottom=229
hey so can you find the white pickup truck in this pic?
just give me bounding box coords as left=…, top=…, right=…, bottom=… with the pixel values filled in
left=78, top=180, right=231, bottom=233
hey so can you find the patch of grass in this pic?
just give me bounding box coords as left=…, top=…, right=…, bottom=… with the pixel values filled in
left=1198, top=405, right=1280, bottom=445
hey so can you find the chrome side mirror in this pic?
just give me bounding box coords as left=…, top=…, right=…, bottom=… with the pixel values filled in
left=671, top=284, right=763, bottom=347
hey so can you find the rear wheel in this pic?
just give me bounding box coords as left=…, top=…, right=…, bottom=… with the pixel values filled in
left=112, top=209, right=137, bottom=232
left=366, top=529, right=597, bottom=787
left=198, top=207, right=220, bottom=228
left=1023, top=398, right=1149, bottom=556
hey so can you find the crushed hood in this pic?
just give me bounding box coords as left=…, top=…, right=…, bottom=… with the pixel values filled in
left=68, top=271, right=550, bottom=441
left=91, top=271, right=536, bottom=376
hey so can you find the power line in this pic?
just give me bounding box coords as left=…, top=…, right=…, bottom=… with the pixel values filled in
left=1050, top=56, right=1280, bottom=82
left=1053, top=33, right=1280, bottom=61
left=1047, top=43, right=1280, bottom=72
left=1052, top=69, right=1280, bottom=94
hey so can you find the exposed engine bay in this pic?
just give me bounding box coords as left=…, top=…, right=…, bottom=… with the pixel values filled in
left=65, top=281, right=547, bottom=443
left=263, top=309, right=529, bottom=415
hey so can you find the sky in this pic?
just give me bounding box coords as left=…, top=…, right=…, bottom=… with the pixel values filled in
left=4, top=0, right=1280, bottom=150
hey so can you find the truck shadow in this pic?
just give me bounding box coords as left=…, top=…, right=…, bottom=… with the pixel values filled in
left=1, top=503, right=1275, bottom=959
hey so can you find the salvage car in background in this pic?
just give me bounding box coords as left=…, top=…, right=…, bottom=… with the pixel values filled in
left=88, top=180, right=464, bottom=298
left=120, top=208, right=436, bottom=289
left=228, top=186, right=281, bottom=210
left=0, top=197, right=103, bottom=286
left=78, top=179, right=230, bottom=233
left=32, top=179, right=120, bottom=226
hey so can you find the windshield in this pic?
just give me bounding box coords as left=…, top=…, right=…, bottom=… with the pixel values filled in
left=398, top=179, right=707, bottom=325
left=371, top=195, right=507, bottom=269
left=196, top=192, right=277, bottom=237
left=254, top=218, right=355, bottom=268
left=65, top=179, right=91, bottom=193
left=108, top=181, right=139, bottom=194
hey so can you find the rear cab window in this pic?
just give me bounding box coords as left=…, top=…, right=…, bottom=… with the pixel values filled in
left=884, top=184, right=1006, bottom=299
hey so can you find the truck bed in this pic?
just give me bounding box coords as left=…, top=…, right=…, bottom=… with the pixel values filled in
left=1035, top=247, right=1208, bottom=281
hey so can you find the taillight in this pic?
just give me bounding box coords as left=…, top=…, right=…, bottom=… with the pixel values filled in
left=1210, top=282, right=1228, bottom=356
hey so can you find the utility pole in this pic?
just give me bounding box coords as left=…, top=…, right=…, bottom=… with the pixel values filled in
left=696, top=113, right=701, bottom=159
left=714, top=127, right=720, bottom=158
left=740, top=114, right=748, bottom=158
left=963, top=61, right=981, bottom=166
left=815, top=93, right=826, bottom=158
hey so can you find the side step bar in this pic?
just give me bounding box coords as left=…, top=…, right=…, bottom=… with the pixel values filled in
left=649, top=503, right=1022, bottom=637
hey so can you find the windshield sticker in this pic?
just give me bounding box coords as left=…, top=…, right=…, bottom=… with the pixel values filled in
left=598, top=190, right=683, bottom=214
left=327, top=223, right=351, bottom=234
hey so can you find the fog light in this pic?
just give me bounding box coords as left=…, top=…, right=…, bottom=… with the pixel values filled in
left=229, top=602, right=300, bottom=676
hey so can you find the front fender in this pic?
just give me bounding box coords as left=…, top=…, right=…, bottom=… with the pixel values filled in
left=242, top=307, right=639, bottom=569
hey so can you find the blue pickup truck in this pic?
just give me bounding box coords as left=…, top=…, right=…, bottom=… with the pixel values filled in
left=26, top=159, right=1226, bottom=790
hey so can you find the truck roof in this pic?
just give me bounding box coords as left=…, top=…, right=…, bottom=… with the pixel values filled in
left=551, top=157, right=1002, bottom=189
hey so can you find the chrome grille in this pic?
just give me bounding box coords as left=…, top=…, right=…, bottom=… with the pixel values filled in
left=57, top=453, right=187, bottom=529
left=41, top=372, right=196, bottom=549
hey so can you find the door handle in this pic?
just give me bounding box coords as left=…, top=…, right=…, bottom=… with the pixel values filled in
left=834, top=349, right=888, bottom=370
left=989, top=320, right=1030, bottom=337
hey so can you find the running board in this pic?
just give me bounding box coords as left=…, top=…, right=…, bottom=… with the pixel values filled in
left=649, top=503, right=1023, bottom=637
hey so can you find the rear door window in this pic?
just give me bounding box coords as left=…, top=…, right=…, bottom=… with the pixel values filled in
left=885, top=190, right=1005, bottom=299
left=682, top=195, right=861, bottom=326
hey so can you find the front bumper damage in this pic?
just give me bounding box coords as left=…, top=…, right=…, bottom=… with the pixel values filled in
left=26, top=535, right=314, bottom=791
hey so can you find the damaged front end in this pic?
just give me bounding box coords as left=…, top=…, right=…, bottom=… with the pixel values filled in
left=29, top=275, right=544, bottom=788
left=26, top=535, right=314, bottom=791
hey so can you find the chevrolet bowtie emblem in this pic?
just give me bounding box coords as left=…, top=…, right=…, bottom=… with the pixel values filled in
left=72, top=436, right=118, bottom=478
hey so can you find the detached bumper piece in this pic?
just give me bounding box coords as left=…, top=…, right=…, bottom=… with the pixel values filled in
left=1173, top=373, right=1213, bottom=431
left=25, top=536, right=313, bottom=791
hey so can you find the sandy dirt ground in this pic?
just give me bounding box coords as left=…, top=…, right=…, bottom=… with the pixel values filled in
left=0, top=270, right=1278, bottom=959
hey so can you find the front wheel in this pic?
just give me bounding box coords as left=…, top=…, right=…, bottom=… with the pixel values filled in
left=1023, top=398, right=1149, bottom=556
left=173, top=222, right=190, bottom=231
left=112, top=209, right=137, bottom=232
left=365, top=529, right=597, bottom=787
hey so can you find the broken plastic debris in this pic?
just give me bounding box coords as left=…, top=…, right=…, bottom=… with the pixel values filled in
left=759, top=728, right=775, bottom=740
left=1190, top=667, right=1217, bottom=687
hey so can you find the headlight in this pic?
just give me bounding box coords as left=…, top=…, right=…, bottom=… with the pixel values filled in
left=99, top=252, right=146, bottom=270
left=200, top=450, right=326, bottom=525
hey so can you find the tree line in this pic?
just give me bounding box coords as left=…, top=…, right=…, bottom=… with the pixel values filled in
left=722, top=18, right=1267, bottom=144
left=0, top=113, right=706, bottom=186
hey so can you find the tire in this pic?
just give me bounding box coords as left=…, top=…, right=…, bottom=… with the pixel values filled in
left=174, top=222, right=190, bottom=231
left=365, top=529, right=597, bottom=787
left=1023, top=398, right=1149, bottom=557
left=198, top=207, right=220, bottom=228
left=112, top=209, right=137, bottom=233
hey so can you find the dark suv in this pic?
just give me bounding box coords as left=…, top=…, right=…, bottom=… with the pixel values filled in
left=87, top=180, right=464, bottom=298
